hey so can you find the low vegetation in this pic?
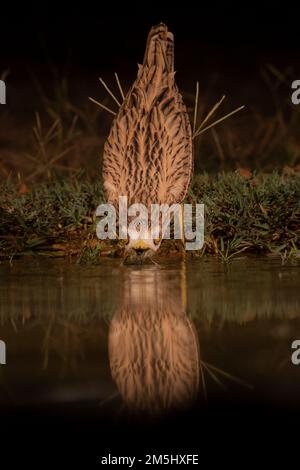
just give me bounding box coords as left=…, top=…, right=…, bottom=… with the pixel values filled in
left=0, top=171, right=299, bottom=262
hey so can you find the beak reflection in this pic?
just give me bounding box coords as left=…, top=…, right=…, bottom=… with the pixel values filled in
left=134, top=247, right=149, bottom=256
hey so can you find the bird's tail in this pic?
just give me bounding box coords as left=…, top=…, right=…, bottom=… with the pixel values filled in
left=143, top=23, right=174, bottom=72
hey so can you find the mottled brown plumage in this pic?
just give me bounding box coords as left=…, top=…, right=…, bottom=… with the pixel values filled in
left=102, top=24, right=193, bottom=256
left=108, top=269, right=200, bottom=413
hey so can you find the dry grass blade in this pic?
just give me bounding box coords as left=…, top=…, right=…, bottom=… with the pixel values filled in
left=199, top=362, right=208, bottom=402
left=193, top=95, right=226, bottom=137
left=88, top=97, right=117, bottom=116
left=23, top=152, right=41, bottom=164
left=99, top=77, right=121, bottom=107
left=201, top=361, right=228, bottom=392
left=193, top=105, right=245, bottom=138
left=22, top=113, right=82, bottom=181
left=98, top=391, right=119, bottom=408
left=266, top=63, right=288, bottom=85
left=35, top=111, right=42, bottom=134
left=114, top=72, right=125, bottom=101
left=49, top=145, right=75, bottom=165
left=211, top=127, right=225, bottom=162
left=45, top=118, right=60, bottom=141
left=203, top=361, right=253, bottom=389
left=193, top=81, right=199, bottom=135
left=48, top=163, right=78, bottom=171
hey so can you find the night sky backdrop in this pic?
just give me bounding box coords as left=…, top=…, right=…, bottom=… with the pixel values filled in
left=1, top=2, right=299, bottom=72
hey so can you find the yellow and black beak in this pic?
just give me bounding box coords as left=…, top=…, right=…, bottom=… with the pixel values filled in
left=131, top=240, right=151, bottom=255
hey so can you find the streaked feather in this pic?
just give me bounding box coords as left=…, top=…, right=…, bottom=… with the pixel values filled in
left=103, top=24, right=193, bottom=210
left=108, top=270, right=200, bottom=413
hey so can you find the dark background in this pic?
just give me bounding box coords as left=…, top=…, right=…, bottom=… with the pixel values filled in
left=1, top=2, right=299, bottom=74
left=1, top=1, right=300, bottom=176
left=0, top=5, right=300, bottom=460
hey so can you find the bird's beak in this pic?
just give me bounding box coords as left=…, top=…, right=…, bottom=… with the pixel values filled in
left=131, top=240, right=151, bottom=250
left=123, top=240, right=152, bottom=265
left=131, top=240, right=151, bottom=256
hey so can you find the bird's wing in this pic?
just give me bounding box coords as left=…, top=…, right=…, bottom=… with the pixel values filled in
left=103, top=24, right=193, bottom=208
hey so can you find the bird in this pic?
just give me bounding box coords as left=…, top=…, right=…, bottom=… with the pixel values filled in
left=102, top=23, right=193, bottom=262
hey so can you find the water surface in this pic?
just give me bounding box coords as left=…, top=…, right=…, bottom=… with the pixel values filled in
left=0, top=257, right=299, bottom=413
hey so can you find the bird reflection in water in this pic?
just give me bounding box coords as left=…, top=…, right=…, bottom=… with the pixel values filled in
left=108, top=264, right=201, bottom=414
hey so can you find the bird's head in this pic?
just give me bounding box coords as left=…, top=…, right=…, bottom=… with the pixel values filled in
left=124, top=239, right=161, bottom=264
left=123, top=226, right=162, bottom=264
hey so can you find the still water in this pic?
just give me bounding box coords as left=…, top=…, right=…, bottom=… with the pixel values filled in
left=0, top=257, right=300, bottom=414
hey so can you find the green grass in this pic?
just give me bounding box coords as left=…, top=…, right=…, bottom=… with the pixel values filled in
left=191, top=171, right=300, bottom=260
left=0, top=171, right=299, bottom=261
